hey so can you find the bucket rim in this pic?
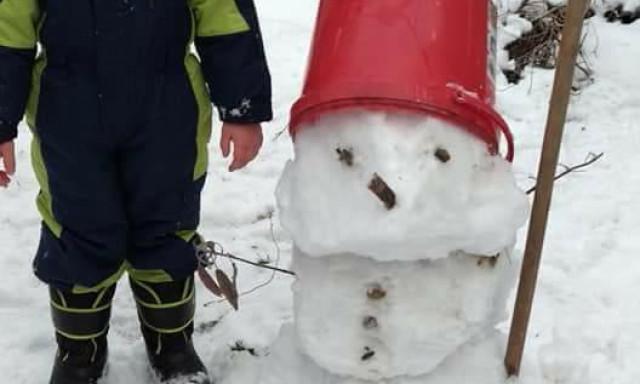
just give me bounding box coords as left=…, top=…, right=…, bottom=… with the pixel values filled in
left=289, top=89, right=514, bottom=162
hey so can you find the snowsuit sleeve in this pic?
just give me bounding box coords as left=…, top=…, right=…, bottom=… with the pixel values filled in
left=189, top=0, right=273, bottom=124
left=0, top=0, right=39, bottom=143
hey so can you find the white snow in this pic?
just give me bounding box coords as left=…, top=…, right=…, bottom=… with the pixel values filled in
left=277, top=113, right=528, bottom=261
left=1, top=1, right=640, bottom=383
left=222, top=325, right=511, bottom=384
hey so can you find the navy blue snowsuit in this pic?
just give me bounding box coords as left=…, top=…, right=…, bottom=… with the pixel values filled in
left=0, top=0, right=272, bottom=290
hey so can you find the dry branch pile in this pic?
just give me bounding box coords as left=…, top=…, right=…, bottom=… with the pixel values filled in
left=503, top=0, right=594, bottom=84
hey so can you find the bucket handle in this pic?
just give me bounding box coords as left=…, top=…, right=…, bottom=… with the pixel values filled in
left=448, top=85, right=515, bottom=162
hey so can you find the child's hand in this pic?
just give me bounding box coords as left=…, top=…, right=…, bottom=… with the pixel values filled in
left=0, top=140, right=15, bottom=188
left=220, top=123, right=263, bottom=172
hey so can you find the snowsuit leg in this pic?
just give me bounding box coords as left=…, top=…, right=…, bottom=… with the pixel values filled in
left=114, top=57, right=211, bottom=285
left=31, top=69, right=131, bottom=290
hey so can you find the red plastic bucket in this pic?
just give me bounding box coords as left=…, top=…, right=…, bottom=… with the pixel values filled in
left=290, top=0, right=514, bottom=162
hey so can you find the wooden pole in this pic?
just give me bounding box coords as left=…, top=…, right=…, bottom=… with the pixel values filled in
left=504, top=0, right=590, bottom=377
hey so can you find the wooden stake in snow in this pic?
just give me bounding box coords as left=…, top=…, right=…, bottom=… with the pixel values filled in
left=504, top=0, right=590, bottom=377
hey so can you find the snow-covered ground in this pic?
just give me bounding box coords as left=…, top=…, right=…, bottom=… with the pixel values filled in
left=1, top=0, right=639, bottom=383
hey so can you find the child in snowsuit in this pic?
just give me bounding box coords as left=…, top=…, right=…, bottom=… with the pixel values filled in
left=0, top=0, right=272, bottom=383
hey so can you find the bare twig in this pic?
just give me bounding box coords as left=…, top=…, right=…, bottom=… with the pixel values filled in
left=526, top=152, right=604, bottom=194
left=368, top=173, right=397, bottom=210
left=236, top=217, right=286, bottom=297
left=274, top=124, right=290, bottom=141
left=203, top=216, right=294, bottom=307
left=219, top=250, right=294, bottom=276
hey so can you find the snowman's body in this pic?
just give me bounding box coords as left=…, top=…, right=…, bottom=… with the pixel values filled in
left=292, top=249, right=518, bottom=381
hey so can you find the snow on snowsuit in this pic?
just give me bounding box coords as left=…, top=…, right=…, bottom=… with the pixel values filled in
left=0, top=0, right=272, bottom=290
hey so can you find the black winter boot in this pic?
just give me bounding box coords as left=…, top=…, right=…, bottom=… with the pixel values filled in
left=49, top=284, right=116, bottom=384
left=130, top=276, right=212, bottom=384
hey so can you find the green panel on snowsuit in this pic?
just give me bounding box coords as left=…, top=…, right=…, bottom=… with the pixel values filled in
left=0, top=0, right=39, bottom=49
left=188, top=0, right=250, bottom=37
left=27, top=54, right=65, bottom=239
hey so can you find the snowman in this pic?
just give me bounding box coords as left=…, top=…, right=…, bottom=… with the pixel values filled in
left=227, top=0, right=528, bottom=383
